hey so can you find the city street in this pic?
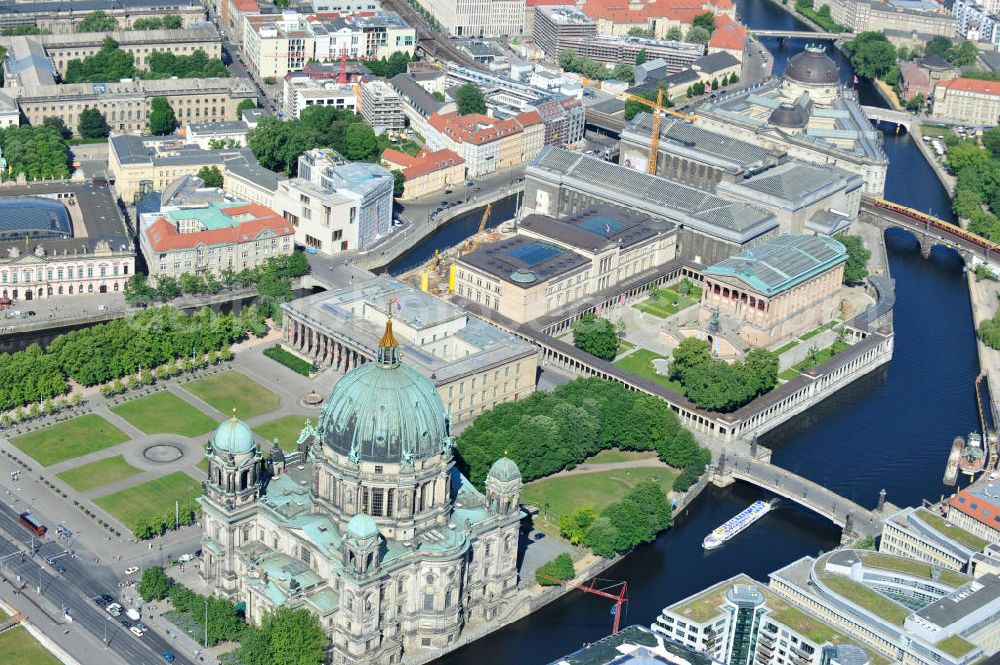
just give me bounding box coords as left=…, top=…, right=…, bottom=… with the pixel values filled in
left=0, top=498, right=198, bottom=665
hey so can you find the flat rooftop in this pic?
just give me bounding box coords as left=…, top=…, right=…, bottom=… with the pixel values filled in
left=718, top=160, right=862, bottom=207
left=282, top=274, right=537, bottom=386
left=521, top=206, right=673, bottom=253
left=460, top=235, right=589, bottom=288
left=527, top=146, right=778, bottom=245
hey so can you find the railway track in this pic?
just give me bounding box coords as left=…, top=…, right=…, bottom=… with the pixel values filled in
left=380, top=0, right=487, bottom=71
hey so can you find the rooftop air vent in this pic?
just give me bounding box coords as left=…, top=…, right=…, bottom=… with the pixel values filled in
left=510, top=269, right=536, bottom=284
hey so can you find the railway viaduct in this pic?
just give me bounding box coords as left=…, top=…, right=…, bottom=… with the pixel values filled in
left=859, top=198, right=993, bottom=266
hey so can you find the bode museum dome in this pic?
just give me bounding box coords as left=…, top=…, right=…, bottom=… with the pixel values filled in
left=198, top=312, right=525, bottom=665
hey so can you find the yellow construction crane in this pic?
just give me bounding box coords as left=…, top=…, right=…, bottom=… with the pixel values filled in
left=621, top=89, right=697, bottom=175
left=462, top=202, right=493, bottom=255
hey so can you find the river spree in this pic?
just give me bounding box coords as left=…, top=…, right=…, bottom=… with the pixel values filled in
left=434, top=2, right=978, bottom=664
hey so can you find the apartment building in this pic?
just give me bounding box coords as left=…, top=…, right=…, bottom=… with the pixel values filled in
left=281, top=274, right=538, bottom=424
left=412, top=0, right=525, bottom=36
left=141, top=201, right=294, bottom=279
left=281, top=73, right=356, bottom=119
left=532, top=5, right=596, bottom=55
left=880, top=506, right=987, bottom=573
left=359, top=80, right=405, bottom=129
left=381, top=148, right=466, bottom=199
left=0, top=25, right=221, bottom=76
left=18, top=76, right=255, bottom=139
left=242, top=11, right=415, bottom=80
left=0, top=0, right=206, bottom=35
left=426, top=111, right=544, bottom=176
left=946, top=480, right=1000, bottom=543
left=455, top=206, right=678, bottom=323
left=830, top=0, right=956, bottom=39
left=932, top=77, right=1000, bottom=126
left=272, top=149, right=394, bottom=254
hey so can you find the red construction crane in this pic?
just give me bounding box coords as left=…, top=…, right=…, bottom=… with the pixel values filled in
left=537, top=575, right=628, bottom=634
left=337, top=47, right=348, bottom=85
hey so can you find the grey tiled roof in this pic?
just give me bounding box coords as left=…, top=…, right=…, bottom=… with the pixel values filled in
left=528, top=146, right=777, bottom=244
left=737, top=161, right=857, bottom=201
left=626, top=114, right=777, bottom=172
left=693, top=51, right=741, bottom=74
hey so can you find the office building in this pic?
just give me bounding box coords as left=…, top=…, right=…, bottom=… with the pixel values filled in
left=281, top=73, right=357, bottom=119
left=455, top=206, right=678, bottom=323
left=359, top=80, right=405, bottom=130
left=0, top=181, right=134, bottom=302
left=932, top=77, right=1000, bottom=126
left=412, top=0, right=525, bottom=37
left=575, top=0, right=735, bottom=39
left=524, top=146, right=780, bottom=264
left=184, top=120, right=251, bottom=149
left=426, top=111, right=545, bottom=177
left=18, top=76, right=255, bottom=139
left=0, top=0, right=206, bottom=35
left=532, top=5, right=597, bottom=56
left=140, top=200, right=293, bottom=279
left=829, top=0, right=956, bottom=39
left=273, top=148, right=394, bottom=254
left=280, top=273, right=539, bottom=422
left=880, top=506, right=988, bottom=573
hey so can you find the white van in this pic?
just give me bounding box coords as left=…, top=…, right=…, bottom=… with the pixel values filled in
left=126, top=608, right=141, bottom=621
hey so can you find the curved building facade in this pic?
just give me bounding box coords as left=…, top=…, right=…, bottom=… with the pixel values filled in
left=199, top=315, right=524, bottom=665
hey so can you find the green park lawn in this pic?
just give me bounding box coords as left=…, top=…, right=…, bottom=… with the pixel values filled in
left=774, top=340, right=799, bottom=355
left=633, top=287, right=700, bottom=319
left=0, top=626, right=62, bottom=665
left=800, top=321, right=838, bottom=341
left=616, top=339, right=635, bottom=356
left=255, top=414, right=310, bottom=452
left=111, top=391, right=217, bottom=437
left=521, top=466, right=678, bottom=534
left=184, top=371, right=279, bottom=419
left=613, top=349, right=686, bottom=395
left=11, top=415, right=130, bottom=466
left=57, top=455, right=143, bottom=493
left=95, top=471, right=201, bottom=529
left=920, top=124, right=955, bottom=139
left=585, top=448, right=658, bottom=464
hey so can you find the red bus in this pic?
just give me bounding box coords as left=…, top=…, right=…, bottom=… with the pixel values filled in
left=19, top=512, right=46, bottom=537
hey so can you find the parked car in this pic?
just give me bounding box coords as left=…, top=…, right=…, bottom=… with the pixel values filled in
left=94, top=597, right=108, bottom=607
left=100, top=593, right=114, bottom=603
left=163, top=652, right=176, bottom=662
left=137, top=622, right=149, bottom=633
left=54, top=565, right=66, bottom=574
left=178, top=554, right=195, bottom=563
left=106, top=603, right=122, bottom=617
left=124, top=566, right=139, bottom=575
left=130, top=626, right=145, bottom=637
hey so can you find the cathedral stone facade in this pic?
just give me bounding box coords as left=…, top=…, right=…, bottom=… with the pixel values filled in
left=199, top=315, right=524, bottom=664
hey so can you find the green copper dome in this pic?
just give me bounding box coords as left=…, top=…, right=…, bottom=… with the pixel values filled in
left=488, top=457, right=521, bottom=483
left=320, top=316, right=449, bottom=464
left=213, top=415, right=256, bottom=455
left=346, top=513, right=379, bottom=540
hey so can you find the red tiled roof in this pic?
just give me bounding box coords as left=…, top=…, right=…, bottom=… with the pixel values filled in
left=381, top=148, right=420, bottom=169
left=581, top=0, right=713, bottom=23
left=399, top=148, right=465, bottom=179
left=708, top=13, right=745, bottom=51
left=428, top=112, right=542, bottom=146
left=231, top=0, right=259, bottom=12
left=526, top=0, right=576, bottom=5
left=948, top=485, right=1000, bottom=531
left=145, top=204, right=293, bottom=253
left=707, top=0, right=733, bottom=9
left=936, top=77, right=1000, bottom=96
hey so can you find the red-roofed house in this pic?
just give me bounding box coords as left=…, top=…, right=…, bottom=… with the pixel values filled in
left=426, top=111, right=544, bottom=176
left=141, top=202, right=294, bottom=279
left=947, top=482, right=1000, bottom=543
left=707, top=13, right=745, bottom=60
left=225, top=0, right=260, bottom=42
left=381, top=148, right=466, bottom=199
left=932, top=77, right=1000, bottom=126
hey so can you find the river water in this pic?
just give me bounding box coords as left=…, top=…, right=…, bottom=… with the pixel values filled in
left=433, top=2, right=978, bottom=664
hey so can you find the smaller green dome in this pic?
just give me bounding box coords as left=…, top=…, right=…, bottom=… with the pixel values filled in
left=488, top=457, right=521, bottom=483
left=346, top=513, right=379, bottom=540
left=213, top=416, right=256, bottom=455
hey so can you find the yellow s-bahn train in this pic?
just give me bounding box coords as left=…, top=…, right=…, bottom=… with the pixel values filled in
left=871, top=198, right=1000, bottom=255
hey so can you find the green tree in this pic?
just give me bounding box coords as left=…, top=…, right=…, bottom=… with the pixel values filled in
left=149, top=96, right=176, bottom=135
left=432, top=90, right=446, bottom=101
left=78, top=107, right=110, bottom=139
left=846, top=32, right=897, bottom=79
left=1, top=25, right=50, bottom=36
left=685, top=25, right=711, bottom=44
left=559, top=505, right=597, bottom=545
left=197, top=165, right=223, bottom=188
left=237, top=98, right=258, bottom=117
left=692, top=11, right=716, bottom=34
left=904, top=92, right=925, bottom=113
left=257, top=274, right=293, bottom=323
left=155, top=275, right=181, bottom=301
left=238, top=606, right=327, bottom=665
left=391, top=169, right=405, bottom=197
left=42, top=116, right=71, bottom=139
left=76, top=10, right=118, bottom=32
left=535, top=553, right=575, bottom=585
left=635, top=48, right=648, bottom=65
left=572, top=314, right=619, bottom=360
left=837, top=234, right=871, bottom=283
left=455, top=83, right=487, bottom=115
left=586, top=517, right=620, bottom=557
left=925, top=35, right=953, bottom=60
left=948, top=140, right=990, bottom=174
left=137, top=566, right=173, bottom=601
left=64, top=37, right=135, bottom=83
left=345, top=123, right=378, bottom=161
left=666, top=26, right=683, bottom=40
left=951, top=40, right=978, bottom=67
left=983, top=127, right=1000, bottom=159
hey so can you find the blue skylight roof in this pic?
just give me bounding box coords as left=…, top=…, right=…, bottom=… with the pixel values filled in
left=576, top=215, right=628, bottom=236
left=506, top=242, right=563, bottom=266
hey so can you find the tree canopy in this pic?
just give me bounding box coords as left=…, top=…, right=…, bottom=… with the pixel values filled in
left=237, top=98, right=258, bottom=117
left=692, top=12, right=716, bottom=34
left=536, top=553, right=575, bottom=586
left=137, top=566, right=173, bottom=601
left=42, top=116, right=71, bottom=139
left=76, top=10, right=118, bottom=32
left=0, top=125, right=70, bottom=180
left=837, top=234, right=870, bottom=283
left=456, top=377, right=708, bottom=488
left=391, top=169, right=405, bottom=197
left=131, top=14, right=182, bottom=30
left=685, top=26, right=711, bottom=44
left=149, top=96, right=177, bottom=135
left=237, top=606, right=327, bottom=665
left=559, top=50, right=634, bottom=82
left=455, top=83, right=487, bottom=115
left=64, top=39, right=228, bottom=83
left=670, top=339, right=779, bottom=412
left=572, top=314, right=619, bottom=361
left=197, top=165, right=223, bottom=188
left=364, top=51, right=412, bottom=78
left=77, top=107, right=111, bottom=139
left=560, top=480, right=673, bottom=557
left=845, top=31, right=897, bottom=79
